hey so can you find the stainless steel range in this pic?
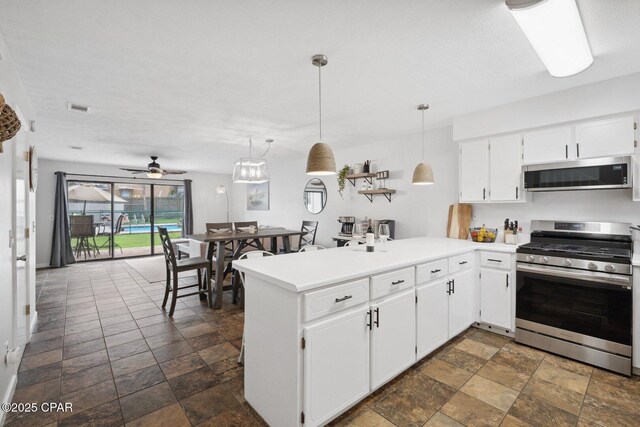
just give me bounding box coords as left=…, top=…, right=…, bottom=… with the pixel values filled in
left=516, top=220, right=633, bottom=375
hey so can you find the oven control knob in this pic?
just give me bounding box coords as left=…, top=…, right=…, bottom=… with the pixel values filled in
left=588, top=262, right=598, bottom=270
left=525, top=255, right=535, bottom=262
left=563, top=259, right=572, bottom=267
left=605, top=264, right=615, bottom=272
left=539, top=256, right=548, bottom=264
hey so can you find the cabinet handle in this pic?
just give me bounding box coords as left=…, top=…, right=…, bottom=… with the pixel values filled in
left=446, top=280, right=452, bottom=295
left=515, top=187, right=518, bottom=199
left=374, top=308, right=380, bottom=328
left=483, top=188, right=486, bottom=200
left=452, top=279, right=455, bottom=294
left=576, top=143, right=580, bottom=158
left=335, top=295, right=353, bottom=303
left=506, top=274, right=509, bottom=288
left=367, top=310, right=372, bottom=330
left=430, top=269, right=441, bottom=274
left=565, top=144, right=568, bottom=159
left=459, top=261, right=468, bottom=265
left=391, top=279, right=405, bottom=286
left=487, top=258, right=502, bottom=263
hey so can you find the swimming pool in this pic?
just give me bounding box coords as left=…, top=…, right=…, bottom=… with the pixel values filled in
left=122, top=223, right=182, bottom=234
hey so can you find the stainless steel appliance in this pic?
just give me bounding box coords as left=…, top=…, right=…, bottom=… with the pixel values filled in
left=516, top=220, right=633, bottom=375
left=338, top=216, right=356, bottom=236
left=524, top=156, right=631, bottom=192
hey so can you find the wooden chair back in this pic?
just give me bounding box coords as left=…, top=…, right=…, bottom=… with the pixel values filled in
left=300, top=221, right=318, bottom=248
left=206, top=222, right=233, bottom=234
left=158, top=227, right=178, bottom=270
left=233, top=221, right=258, bottom=232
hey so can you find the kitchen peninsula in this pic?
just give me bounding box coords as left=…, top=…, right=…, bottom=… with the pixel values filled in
left=234, top=237, right=520, bottom=427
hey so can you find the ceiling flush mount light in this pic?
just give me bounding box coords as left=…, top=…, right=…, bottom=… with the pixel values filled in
left=506, top=0, right=593, bottom=78
left=306, top=54, right=336, bottom=176
left=412, top=104, right=434, bottom=186
left=232, top=138, right=272, bottom=184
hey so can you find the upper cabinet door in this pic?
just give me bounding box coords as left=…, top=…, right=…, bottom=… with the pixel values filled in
left=575, top=116, right=635, bottom=159
left=522, top=127, right=573, bottom=165
left=459, top=140, right=489, bottom=202
left=489, top=135, right=523, bottom=202
left=370, top=290, right=416, bottom=390
left=303, top=307, right=370, bottom=427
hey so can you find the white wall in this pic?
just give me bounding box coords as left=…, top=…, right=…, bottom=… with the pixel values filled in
left=453, top=72, right=640, bottom=233
left=36, top=159, right=236, bottom=266
left=0, top=30, right=37, bottom=415
left=235, top=126, right=459, bottom=248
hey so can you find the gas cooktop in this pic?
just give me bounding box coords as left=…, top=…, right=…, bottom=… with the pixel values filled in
left=518, top=242, right=632, bottom=261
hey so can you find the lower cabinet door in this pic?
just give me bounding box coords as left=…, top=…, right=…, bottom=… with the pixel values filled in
left=416, top=280, right=449, bottom=359
left=480, top=268, right=512, bottom=330
left=303, top=307, right=370, bottom=427
left=370, top=290, right=416, bottom=390
left=448, top=269, right=475, bottom=337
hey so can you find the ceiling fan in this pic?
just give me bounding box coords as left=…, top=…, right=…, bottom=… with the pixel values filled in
left=120, top=156, right=187, bottom=179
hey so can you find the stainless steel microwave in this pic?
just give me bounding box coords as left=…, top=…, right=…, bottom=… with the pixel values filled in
left=524, top=156, right=631, bottom=192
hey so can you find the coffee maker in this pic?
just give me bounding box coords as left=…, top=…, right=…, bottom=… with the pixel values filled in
left=338, top=216, right=356, bottom=236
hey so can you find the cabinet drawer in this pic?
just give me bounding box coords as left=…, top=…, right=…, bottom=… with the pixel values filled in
left=480, top=251, right=512, bottom=270
left=370, top=267, right=415, bottom=300
left=416, top=259, right=448, bottom=284
left=304, top=278, right=369, bottom=322
left=449, top=252, right=473, bottom=274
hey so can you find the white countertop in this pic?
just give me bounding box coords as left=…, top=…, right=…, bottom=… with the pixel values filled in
left=234, top=236, right=524, bottom=293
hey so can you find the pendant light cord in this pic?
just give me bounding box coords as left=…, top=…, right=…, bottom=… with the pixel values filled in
left=421, top=109, right=425, bottom=161
left=318, top=65, right=322, bottom=141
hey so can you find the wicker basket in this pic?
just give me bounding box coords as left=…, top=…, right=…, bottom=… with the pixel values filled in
left=0, top=93, right=22, bottom=153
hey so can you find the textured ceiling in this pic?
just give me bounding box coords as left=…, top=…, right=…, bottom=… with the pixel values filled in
left=1, top=0, right=640, bottom=173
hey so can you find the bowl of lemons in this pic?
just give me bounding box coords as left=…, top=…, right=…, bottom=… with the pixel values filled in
left=469, top=226, right=498, bottom=243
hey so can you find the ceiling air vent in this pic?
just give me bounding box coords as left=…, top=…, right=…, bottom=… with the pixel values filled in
left=67, top=102, right=91, bottom=113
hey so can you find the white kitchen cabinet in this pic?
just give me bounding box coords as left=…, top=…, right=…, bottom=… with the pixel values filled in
left=575, top=116, right=635, bottom=159
left=459, top=140, right=489, bottom=202
left=489, top=134, right=524, bottom=201
left=416, top=279, right=449, bottom=359
left=370, top=290, right=416, bottom=390
left=448, top=269, right=476, bottom=337
left=480, top=268, right=512, bottom=330
left=303, top=307, right=370, bottom=427
left=522, top=126, right=572, bottom=165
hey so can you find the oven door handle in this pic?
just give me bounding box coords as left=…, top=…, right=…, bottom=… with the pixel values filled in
left=517, top=263, right=632, bottom=289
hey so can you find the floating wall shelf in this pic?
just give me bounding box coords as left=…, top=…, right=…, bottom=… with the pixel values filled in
left=358, top=189, right=396, bottom=203
left=345, top=173, right=376, bottom=186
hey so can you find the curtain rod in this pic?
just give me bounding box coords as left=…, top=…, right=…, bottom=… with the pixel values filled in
left=57, top=171, right=191, bottom=184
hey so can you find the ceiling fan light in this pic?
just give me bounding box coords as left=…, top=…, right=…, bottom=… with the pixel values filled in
left=146, top=171, right=163, bottom=179
left=506, top=0, right=593, bottom=77
left=306, top=142, right=336, bottom=175
left=412, top=162, right=434, bottom=185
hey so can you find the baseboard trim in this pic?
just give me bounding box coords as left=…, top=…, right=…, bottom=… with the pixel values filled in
left=0, top=373, right=17, bottom=424
left=36, top=263, right=49, bottom=269
left=30, top=311, right=38, bottom=335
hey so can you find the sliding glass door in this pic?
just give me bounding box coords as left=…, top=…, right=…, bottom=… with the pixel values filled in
left=67, top=179, right=184, bottom=261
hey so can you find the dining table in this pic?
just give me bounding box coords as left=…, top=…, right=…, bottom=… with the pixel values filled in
left=188, top=227, right=307, bottom=308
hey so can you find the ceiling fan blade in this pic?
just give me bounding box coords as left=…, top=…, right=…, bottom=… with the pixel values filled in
left=162, top=169, right=188, bottom=175
left=120, top=168, right=149, bottom=173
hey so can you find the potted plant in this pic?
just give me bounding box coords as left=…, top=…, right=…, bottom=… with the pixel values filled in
left=337, top=164, right=351, bottom=198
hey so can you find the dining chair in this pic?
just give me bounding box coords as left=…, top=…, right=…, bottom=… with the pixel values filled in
left=345, top=240, right=363, bottom=247
left=158, top=227, right=213, bottom=316
left=298, top=245, right=326, bottom=252
left=236, top=250, right=275, bottom=364
left=283, top=220, right=319, bottom=252
left=233, top=221, right=262, bottom=252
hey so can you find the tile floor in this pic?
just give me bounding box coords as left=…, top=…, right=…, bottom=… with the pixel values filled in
left=11, top=260, right=640, bottom=426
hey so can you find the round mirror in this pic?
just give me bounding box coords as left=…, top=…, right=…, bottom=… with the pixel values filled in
left=303, top=178, right=327, bottom=214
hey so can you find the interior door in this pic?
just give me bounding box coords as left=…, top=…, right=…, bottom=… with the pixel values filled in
left=12, top=125, right=28, bottom=349
left=416, top=280, right=449, bottom=360
left=448, top=269, right=476, bottom=337
left=480, top=268, right=511, bottom=329
left=303, top=307, right=370, bottom=427
left=459, top=140, right=489, bottom=202
left=370, top=290, right=416, bottom=390
left=489, top=135, right=523, bottom=201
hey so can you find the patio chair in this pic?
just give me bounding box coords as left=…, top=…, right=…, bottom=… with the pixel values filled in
left=97, top=214, right=125, bottom=254
left=70, top=215, right=98, bottom=259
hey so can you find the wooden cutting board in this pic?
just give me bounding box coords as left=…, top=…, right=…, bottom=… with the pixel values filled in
left=447, top=203, right=472, bottom=240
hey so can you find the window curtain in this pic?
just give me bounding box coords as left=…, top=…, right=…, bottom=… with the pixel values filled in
left=183, top=179, right=193, bottom=237
left=50, top=172, right=76, bottom=267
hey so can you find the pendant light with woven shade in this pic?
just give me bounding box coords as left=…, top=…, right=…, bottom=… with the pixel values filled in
left=306, top=54, right=336, bottom=175
left=412, top=104, right=435, bottom=185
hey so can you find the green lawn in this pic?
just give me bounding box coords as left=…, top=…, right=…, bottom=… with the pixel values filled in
left=72, top=230, right=182, bottom=249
